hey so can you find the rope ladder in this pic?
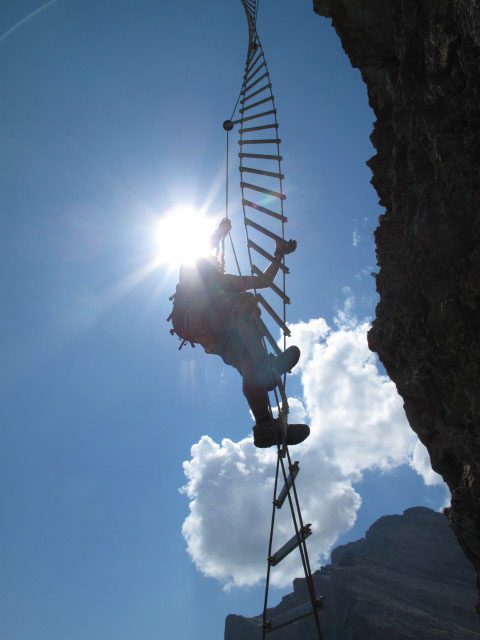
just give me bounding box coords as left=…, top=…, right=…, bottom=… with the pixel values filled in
left=223, top=2, right=325, bottom=636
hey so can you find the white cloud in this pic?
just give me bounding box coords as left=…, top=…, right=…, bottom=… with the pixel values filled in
left=410, top=440, right=444, bottom=486
left=288, top=315, right=417, bottom=478
left=181, top=434, right=360, bottom=589
left=280, top=396, right=307, bottom=423
left=180, top=296, right=449, bottom=589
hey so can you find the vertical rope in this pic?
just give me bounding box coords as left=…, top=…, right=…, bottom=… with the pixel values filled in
left=225, top=130, right=229, bottom=222
left=223, top=128, right=243, bottom=277
left=221, top=131, right=229, bottom=273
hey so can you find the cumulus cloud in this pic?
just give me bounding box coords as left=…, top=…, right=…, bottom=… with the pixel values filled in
left=181, top=434, right=360, bottom=589
left=180, top=296, right=449, bottom=589
left=288, top=316, right=417, bottom=478
left=410, top=440, right=444, bottom=486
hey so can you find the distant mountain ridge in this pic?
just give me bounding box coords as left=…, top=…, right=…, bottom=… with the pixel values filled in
left=225, top=507, right=480, bottom=639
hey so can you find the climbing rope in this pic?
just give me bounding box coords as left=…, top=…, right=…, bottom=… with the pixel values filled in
left=223, top=129, right=243, bottom=277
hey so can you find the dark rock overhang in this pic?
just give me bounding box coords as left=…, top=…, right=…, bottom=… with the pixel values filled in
left=313, top=0, right=480, bottom=611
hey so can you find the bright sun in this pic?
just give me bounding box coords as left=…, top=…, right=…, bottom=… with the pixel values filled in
left=154, top=206, right=217, bottom=266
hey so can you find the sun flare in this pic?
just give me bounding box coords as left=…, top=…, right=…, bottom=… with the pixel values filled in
left=154, top=207, right=217, bottom=266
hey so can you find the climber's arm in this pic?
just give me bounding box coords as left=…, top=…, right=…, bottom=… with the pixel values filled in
left=242, top=239, right=297, bottom=290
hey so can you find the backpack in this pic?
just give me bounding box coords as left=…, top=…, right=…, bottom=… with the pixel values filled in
left=167, top=285, right=196, bottom=350
left=167, top=260, right=225, bottom=349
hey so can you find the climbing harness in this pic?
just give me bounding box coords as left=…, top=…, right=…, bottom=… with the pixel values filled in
left=223, top=1, right=326, bottom=636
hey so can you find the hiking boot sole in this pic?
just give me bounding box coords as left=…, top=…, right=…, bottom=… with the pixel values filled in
left=253, top=422, right=310, bottom=448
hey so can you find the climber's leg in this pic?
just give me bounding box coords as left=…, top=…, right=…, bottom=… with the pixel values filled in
left=237, top=350, right=310, bottom=449
left=238, top=352, right=271, bottom=423
left=229, top=293, right=301, bottom=387
left=229, top=293, right=266, bottom=367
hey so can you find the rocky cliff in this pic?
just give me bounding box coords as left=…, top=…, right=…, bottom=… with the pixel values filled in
left=224, top=507, right=479, bottom=639
left=312, top=0, right=480, bottom=609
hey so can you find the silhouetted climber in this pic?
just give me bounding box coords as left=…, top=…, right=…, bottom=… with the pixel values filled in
left=169, top=219, right=310, bottom=448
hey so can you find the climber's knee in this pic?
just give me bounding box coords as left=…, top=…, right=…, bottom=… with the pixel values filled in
left=240, top=354, right=263, bottom=390
left=234, top=292, right=260, bottom=319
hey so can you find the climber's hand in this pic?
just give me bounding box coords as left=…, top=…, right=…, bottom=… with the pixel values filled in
left=275, top=239, right=297, bottom=257
left=211, top=218, right=232, bottom=247
left=218, top=218, right=232, bottom=237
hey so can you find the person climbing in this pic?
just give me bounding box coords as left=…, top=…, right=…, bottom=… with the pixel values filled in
left=169, top=218, right=310, bottom=448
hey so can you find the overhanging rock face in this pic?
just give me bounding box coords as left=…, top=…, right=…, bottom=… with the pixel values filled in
left=224, top=507, right=479, bottom=639
left=313, top=0, right=480, bottom=609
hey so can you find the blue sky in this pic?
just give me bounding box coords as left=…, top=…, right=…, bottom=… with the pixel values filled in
left=1, top=1, right=449, bottom=639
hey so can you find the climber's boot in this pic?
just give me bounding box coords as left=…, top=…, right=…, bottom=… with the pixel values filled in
left=260, top=345, right=301, bottom=390
left=272, top=345, right=300, bottom=376
left=253, top=418, right=310, bottom=448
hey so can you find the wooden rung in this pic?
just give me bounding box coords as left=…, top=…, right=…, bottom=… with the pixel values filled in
left=244, top=61, right=266, bottom=84
left=244, top=51, right=263, bottom=75
left=245, top=218, right=285, bottom=242
left=248, top=240, right=289, bottom=274
left=231, top=109, right=277, bottom=125
left=245, top=51, right=255, bottom=70
left=255, top=317, right=283, bottom=356
left=275, top=461, right=299, bottom=509
left=241, top=183, right=285, bottom=200
left=242, top=199, right=287, bottom=222
left=264, top=597, right=326, bottom=632
left=243, top=72, right=269, bottom=94
left=239, top=96, right=274, bottom=114
left=240, top=167, right=284, bottom=180
left=251, top=264, right=290, bottom=303
left=269, top=525, right=312, bottom=566
left=239, top=152, right=282, bottom=161
left=240, top=83, right=271, bottom=104
left=239, top=123, right=278, bottom=133
left=256, top=293, right=291, bottom=336
left=239, top=137, right=280, bottom=145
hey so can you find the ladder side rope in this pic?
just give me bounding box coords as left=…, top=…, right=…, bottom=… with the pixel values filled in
left=224, top=129, right=242, bottom=277
left=262, top=453, right=280, bottom=630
